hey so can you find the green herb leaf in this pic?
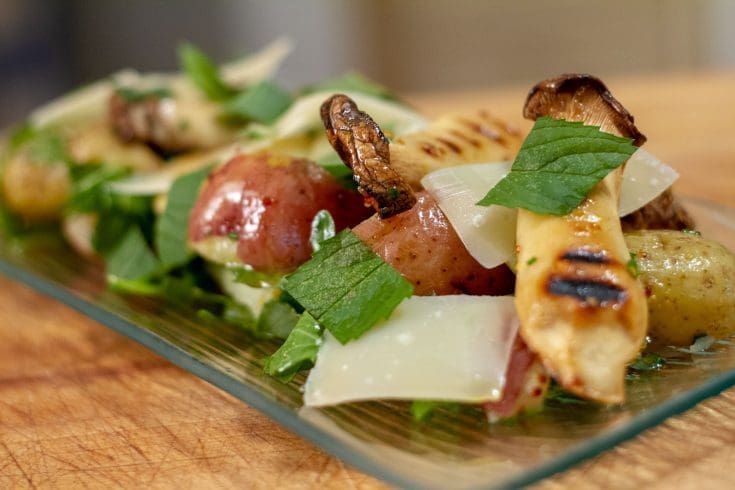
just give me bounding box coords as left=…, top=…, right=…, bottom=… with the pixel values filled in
left=105, top=226, right=161, bottom=282
left=178, top=42, right=237, bottom=101
left=309, top=210, right=335, bottom=252
left=302, top=71, right=400, bottom=102
left=282, top=230, right=413, bottom=344
left=256, top=299, right=301, bottom=340
left=410, top=400, right=463, bottom=422
left=115, top=86, right=173, bottom=102
left=316, top=151, right=356, bottom=189
left=477, top=117, right=637, bottom=215
left=263, top=312, right=323, bottom=382
left=222, top=80, right=292, bottom=124
left=155, top=165, right=211, bottom=269
left=526, top=256, right=538, bottom=266
left=67, top=165, right=130, bottom=214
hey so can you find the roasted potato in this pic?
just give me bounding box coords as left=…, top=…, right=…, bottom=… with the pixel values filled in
left=1, top=153, right=70, bottom=222
left=625, top=230, right=735, bottom=345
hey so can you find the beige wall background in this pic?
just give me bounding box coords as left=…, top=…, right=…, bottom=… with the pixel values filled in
left=2, top=0, right=734, bottom=124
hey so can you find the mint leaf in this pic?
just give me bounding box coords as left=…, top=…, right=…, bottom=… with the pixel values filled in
left=263, top=312, right=322, bottom=382
left=155, top=165, right=211, bottom=269
left=282, top=230, right=413, bottom=344
left=256, top=299, right=301, bottom=340
left=222, top=80, right=292, bottom=124
left=178, top=42, right=237, bottom=101
left=309, top=210, right=335, bottom=252
left=478, top=117, right=637, bottom=215
left=105, top=226, right=160, bottom=282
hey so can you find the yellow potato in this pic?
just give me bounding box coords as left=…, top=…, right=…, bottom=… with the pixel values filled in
left=2, top=153, right=70, bottom=222
left=625, top=230, right=735, bottom=345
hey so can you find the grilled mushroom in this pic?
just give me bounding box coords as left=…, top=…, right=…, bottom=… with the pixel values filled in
left=321, top=94, right=417, bottom=218
left=514, top=74, right=649, bottom=403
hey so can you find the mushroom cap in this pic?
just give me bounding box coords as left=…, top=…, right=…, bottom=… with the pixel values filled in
left=523, top=74, right=646, bottom=146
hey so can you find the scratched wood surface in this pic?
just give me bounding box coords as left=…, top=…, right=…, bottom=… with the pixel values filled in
left=1, top=73, right=734, bottom=489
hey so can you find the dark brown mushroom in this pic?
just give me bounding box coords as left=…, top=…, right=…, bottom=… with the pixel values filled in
left=320, top=94, right=416, bottom=218
left=524, top=73, right=646, bottom=145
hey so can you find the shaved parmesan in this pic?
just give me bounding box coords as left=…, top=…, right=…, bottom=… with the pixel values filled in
left=618, top=148, right=679, bottom=217
left=421, top=162, right=515, bottom=269
left=422, top=150, right=678, bottom=269
left=303, top=295, right=518, bottom=407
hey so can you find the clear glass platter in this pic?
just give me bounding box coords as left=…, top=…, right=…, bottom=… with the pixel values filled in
left=1, top=196, right=734, bottom=489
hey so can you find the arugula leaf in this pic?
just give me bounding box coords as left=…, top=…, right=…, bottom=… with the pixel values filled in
left=256, top=299, right=301, bottom=340
left=222, top=80, right=292, bottom=124
left=309, top=210, right=335, bottom=253
left=178, top=42, right=237, bottom=101
left=263, top=312, right=322, bottom=382
left=410, top=400, right=463, bottom=422
left=477, top=117, right=637, bottom=215
left=115, top=86, right=173, bottom=102
left=281, top=230, right=413, bottom=344
left=302, top=71, right=400, bottom=102
left=105, top=226, right=161, bottom=282
left=155, top=165, right=211, bottom=269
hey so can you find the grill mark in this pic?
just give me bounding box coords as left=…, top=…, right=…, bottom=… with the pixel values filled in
left=561, top=248, right=609, bottom=264
left=547, top=276, right=626, bottom=305
left=463, top=119, right=503, bottom=143
left=436, top=137, right=462, bottom=154
left=421, top=142, right=443, bottom=157
left=450, top=129, right=482, bottom=148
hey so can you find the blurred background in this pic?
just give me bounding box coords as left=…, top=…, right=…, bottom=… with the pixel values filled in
left=1, top=0, right=734, bottom=126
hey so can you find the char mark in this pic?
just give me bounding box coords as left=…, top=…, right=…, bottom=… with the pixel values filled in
left=561, top=248, right=609, bottom=264
left=547, top=276, right=626, bottom=305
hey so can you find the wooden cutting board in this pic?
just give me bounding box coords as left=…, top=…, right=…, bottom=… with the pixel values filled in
left=1, top=72, right=734, bottom=489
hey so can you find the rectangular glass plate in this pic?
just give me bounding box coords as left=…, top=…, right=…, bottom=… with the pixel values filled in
left=1, top=196, right=734, bottom=489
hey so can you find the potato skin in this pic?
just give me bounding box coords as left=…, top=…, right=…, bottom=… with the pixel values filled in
left=2, top=154, right=70, bottom=222
left=625, top=230, right=735, bottom=345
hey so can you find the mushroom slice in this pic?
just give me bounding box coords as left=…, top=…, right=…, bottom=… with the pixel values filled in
left=514, top=74, right=649, bottom=403
left=321, top=94, right=416, bottom=218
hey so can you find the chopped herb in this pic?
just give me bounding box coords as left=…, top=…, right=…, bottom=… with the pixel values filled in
left=105, top=226, right=161, bottom=283
left=178, top=42, right=237, bottom=101
left=263, top=312, right=323, bottom=382
left=302, top=71, right=400, bottom=102
left=256, top=299, right=301, bottom=340
left=629, top=352, right=666, bottom=371
left=477, top=117, right=637, bottom=215
left=526, top=256, right=538, bottom=266
left=626, top=252, right=639, bottom=278
left=228, top=231, right=239, bottom=241
left=309, top=210, right=335, bottom=253
left=544, top=382, right=596, bottom=406
left=155, top=166, right=212, bottom=269
left=410, top=400, right=463, bottom=422
left=682, top=229, right=702, bottom=236
left=66, top=165, right=130, bottom=214
left=222, top=80, right=293, bottom=124
left=281, top=230, right=413, bottom=344
left=115, top=86, right=172, bottom=102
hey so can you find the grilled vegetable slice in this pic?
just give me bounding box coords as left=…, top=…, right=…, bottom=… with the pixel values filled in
left=514, top=74, right=649, bottom=403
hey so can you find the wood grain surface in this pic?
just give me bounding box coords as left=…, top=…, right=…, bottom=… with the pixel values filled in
left=1, top=73, right=734, bottom=489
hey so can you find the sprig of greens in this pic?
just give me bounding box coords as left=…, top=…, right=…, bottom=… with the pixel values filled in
left=222, top=80, right=293, bottom=124
left=478, top=117, right=637, bottom=215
